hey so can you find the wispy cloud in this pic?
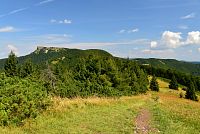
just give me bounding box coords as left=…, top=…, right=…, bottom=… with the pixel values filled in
left=7, top=45, right=19, bottom=55
left=181, top=13, right=195, bottom=19
left=0, top=26, right=17, bottom=32
left=23, top=34, right=72, bottom=44
left=132, top=3, right=200, bottom=10
left=36, top=0, right=55, bottom=6
left=119, top=29, right=126, bottom=34
left=0, top=7, right=28, bottom=18
left=128, top=28, right=139, bottom=33
left=50, top=19, right=72, bottom=24
left=36, top=38, right=150, bottom=49
left=178, top=25, right=189, bottom=30
left=118, top=28, right=139, bottom=34
left=0, top=0, right=56, bottom=18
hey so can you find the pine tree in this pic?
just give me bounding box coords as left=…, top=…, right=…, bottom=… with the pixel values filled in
left=185, top=81, right=198, bottom=101
left=23, top=59, right=34, bottom=77
left=4, top=51, right=18, bottom=77
left=150, top=75, right=159, bottom=92
left=169, top=75, right=178, bottom=90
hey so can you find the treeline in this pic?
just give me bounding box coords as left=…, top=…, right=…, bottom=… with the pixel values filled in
left=141, top=65, right=199, bottom=101
left=0, top=52, right=149, bottom=126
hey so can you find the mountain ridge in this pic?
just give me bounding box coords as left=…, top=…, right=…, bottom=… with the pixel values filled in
left=0, top=46, right=200, bottom=75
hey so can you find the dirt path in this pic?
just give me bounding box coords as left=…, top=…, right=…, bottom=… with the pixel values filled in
left=134, top=108, right=158, bottom=134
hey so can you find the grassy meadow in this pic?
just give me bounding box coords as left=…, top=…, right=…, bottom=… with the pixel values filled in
left=0, top=79, right=200, bottom=134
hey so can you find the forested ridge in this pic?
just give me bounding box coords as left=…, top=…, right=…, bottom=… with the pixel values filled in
left=0, top=47, right=149, bottom=126
left=0, top=46, right=199, bottom=126
left=134, top=58, right=200, bottom=75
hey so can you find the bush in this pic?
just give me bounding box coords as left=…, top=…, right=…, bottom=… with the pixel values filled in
left=179, top=92, right=184, bottom=98
left=150, top=76, right=159, bottom=92
left=0, top=74, right=50, bottom=126
left=169, top=75, right=178, bottom=90
left=185, top=81, right=198, bottom=101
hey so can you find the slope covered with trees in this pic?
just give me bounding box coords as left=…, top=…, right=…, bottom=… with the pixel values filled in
left=134, top=58, right=200, bottom=76
left=0, top=47, right=199, bottom=126
left=0, top=47, right=149, bottom=126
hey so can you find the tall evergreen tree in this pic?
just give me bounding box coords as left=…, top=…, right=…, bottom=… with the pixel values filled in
left=169, top=75, right=178, bottom=90
left=19, top=59, right=34, bottom=78
left=185, top=81, right=198, bottom=101
left=4, top=51, right=18, bottom=77
left=150, top=75, right=159, bottom=92
left=23, top=59, right=34, bottom=75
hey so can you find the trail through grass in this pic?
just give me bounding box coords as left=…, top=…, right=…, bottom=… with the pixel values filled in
left=0, top=79, right=200, bottom=134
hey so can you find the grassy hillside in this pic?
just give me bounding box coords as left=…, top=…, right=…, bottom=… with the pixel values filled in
left=1, top=79, right=200, bottom=134
left=134, top=58, right=200, bottom=75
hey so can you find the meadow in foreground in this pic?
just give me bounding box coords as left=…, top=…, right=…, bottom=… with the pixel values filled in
left=0, top=79, right=199, bottom=134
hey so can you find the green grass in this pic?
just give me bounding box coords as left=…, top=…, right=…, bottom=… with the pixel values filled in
left=1, top=79, right=200, bottom=134
left=0, top=96, right=146, bottom=134
left=148, top=79, right=200, bottom=134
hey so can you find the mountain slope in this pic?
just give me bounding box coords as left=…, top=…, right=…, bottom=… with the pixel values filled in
left=0, top=46, right=113, bottom=69
left=1, top=47, right=200, bottom=76
left=134, top=58, right=200, bottom=75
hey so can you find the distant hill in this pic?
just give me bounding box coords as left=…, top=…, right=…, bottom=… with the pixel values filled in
left=1, top=47, right=200, bottom=76
left=134, top=58, right=200, bottom=75
left=0, top=46, right=113, bottom=69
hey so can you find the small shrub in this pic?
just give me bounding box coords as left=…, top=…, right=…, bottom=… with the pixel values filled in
left=179, top=92, right=184, bottom=98
left=150, top=76, right=159, bottom=92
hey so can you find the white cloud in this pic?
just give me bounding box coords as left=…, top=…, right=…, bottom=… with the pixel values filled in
left=181, top=13, right=195, bottom=19
left=36, top=0, right=55, bottom=6
left=128, top=28, right=139, bottom=33
left=186, top=31, right=200, bottom=45
left=7, top=45, right=19, bottom=55
left=150, top=30, right=200, bottom=50
left=0, top=26, right=16, bottom=32
left=150, top=41, right=158, bottom=48
left=118, top=28, right=139, bottom=34
left=50, top=19, right=72, bottom=24
left=161, top=31, right=183, bottom=48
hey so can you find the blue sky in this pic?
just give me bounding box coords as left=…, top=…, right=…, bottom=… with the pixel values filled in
left=1, top=0, right=200, bottom=61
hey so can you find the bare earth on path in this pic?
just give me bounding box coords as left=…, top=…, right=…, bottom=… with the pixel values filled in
left=134, top=108, right=159, bottom=134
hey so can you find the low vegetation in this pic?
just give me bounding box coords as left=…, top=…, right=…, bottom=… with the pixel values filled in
left=0, top=79, right=199, bottom=133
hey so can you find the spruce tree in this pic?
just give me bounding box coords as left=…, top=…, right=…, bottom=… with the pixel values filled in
left=150, top=75, right=159, bottom=92
left=169, top=75, right=178, bottom=90
left=4, top=51, right=18, bottom=77
left=22, top=59, right=34, bottom=77
left=185, top=81, right=198, bottom=101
